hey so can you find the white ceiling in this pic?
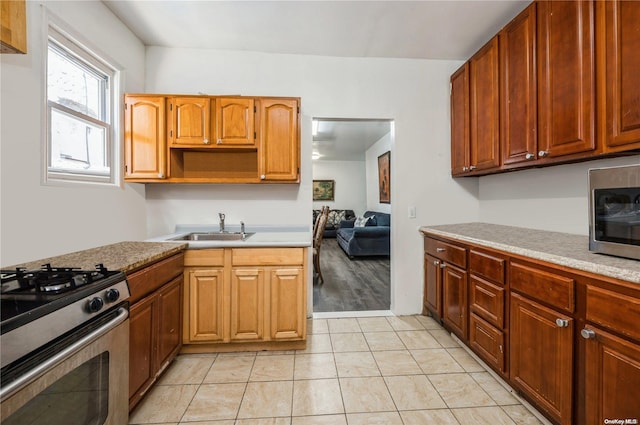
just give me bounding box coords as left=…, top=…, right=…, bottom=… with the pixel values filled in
left=313, top=119, right=392, bottom=161
left=103, top=0, right=529, bottom=60
left=103, top=0, right=529, bottom=160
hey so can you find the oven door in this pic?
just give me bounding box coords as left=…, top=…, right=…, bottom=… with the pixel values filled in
left=0, top=306, right=129, bottom=425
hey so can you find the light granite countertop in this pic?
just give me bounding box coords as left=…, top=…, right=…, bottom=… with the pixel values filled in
left=4, top=241, right=187, bottom=274
left=419, top=223, right=640, bottom=284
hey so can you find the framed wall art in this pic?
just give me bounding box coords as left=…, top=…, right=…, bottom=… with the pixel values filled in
left=313, top=179, right=335, bottom=201
left=378, top=151, right=390, bottom=204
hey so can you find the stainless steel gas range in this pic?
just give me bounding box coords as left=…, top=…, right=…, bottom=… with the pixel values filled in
left=0, top=264, right=130, bottom=425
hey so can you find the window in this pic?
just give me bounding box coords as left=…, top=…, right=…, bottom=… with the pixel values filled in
left=46, top=24, right=119, bottom=185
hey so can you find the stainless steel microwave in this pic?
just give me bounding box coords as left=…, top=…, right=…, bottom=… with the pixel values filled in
left=589, top=164, right=640, bottom=260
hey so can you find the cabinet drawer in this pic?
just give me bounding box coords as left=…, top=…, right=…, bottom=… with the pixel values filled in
left=232, top=248, right=304, bottom=266
left=586, top=286, right=640, bottom=342
left=469, top=276, right=505, bottom=328
left=184, top=249, right=225, bottom=267
left=128, top=253, right=184, bottom=304
left=469, top=249, right=505, bottom=285
left=469, top=312, right=505, bottom=373
left=424, top=237, right=467, bottom=268
left=510, top=262, right=575, bottom=313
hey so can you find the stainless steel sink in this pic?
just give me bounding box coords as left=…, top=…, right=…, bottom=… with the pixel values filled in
left=170, top=232, right=255, bottom=241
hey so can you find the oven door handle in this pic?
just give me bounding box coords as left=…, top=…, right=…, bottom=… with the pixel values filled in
left=0, top=307, right=129, bottom=402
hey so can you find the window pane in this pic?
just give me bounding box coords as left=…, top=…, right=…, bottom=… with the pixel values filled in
left=50, top=108, right=109, bottom=175
left=47, top=43, right=106, bottom=121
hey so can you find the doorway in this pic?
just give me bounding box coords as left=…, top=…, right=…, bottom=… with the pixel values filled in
left=311, top=118, right=393, bottom=314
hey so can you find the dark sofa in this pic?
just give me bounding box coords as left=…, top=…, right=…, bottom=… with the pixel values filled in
left=336, top=211, right=390, bottom=257
left=312, top=209, right=356, bottom=238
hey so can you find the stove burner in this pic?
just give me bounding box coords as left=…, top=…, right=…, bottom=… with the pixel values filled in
left=1, top=264, right=110, bottom=295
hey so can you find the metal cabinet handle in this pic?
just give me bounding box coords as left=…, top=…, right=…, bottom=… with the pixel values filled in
left=217, top=139, right=222, bottom=145
left=462, top=166, right=469, bottom=172
left=260, top=174, right=266, bottom=180
left=469, top=165, right=477, bottom=171
left=440, top=263, right=446, bottom=269
left=525, top=153, right=535, bottom=160
left=556, top=318, right=569, bottom=328
left=538, top=150, right=549, bottom=157
left=436, top=248, right=446, bottom=253
left=158, top=172, right=165, bottom=178
left=581, top=328, right=596, bottom=339
left=203, top=138, right=210, bottom=145
left=433, top=260, right=440, bottom=266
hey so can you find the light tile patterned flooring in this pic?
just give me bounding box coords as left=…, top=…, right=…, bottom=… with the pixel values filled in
left=129, top=315, right=546, bottom=425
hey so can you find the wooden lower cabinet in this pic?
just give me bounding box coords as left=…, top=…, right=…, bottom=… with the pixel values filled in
left=423, top=254, right=442, bottom=317
left=128, top=270, right=183, bottom=411
left=270, top=267, right=305, bottom=340
left=183, top=248, right=307, bottom=348
left=510, top=292, right=573, bottom=425
left=422, top=229, right=640, bottom=425
left=187, top=268, right=224, bottom=342
left=230, top=268, right=265, bottom=341
left=583, top=325, right=640, bottom=425
left=441, top=264, right=468, bottom=340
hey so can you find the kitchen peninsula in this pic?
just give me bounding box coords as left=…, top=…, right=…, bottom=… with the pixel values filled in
left=420, top=223, right=640, bottom=425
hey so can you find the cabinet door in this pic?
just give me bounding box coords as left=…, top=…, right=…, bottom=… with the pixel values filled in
left=129, top=295, right=156, bottom=409
left=230, top=268, right=265, bottom=341
left=216, top=97, right=255, bottom=147
left=599, top=0, right=640, bottom=152
left=258, top=98, right=299, bottom=182
left=0, top=0, right=26, bottom=54
left=188, top=269, right=225, bottom=342
left=469, top=312, right=505, bottom=374
left=537, top=0, right=595, bottom=159
left=169, top=97, right=211, bottom=146
left=442, top=263, right=468, bottom=340
left=470, top=36, right=500, bottom=172
left=124, top=96, right=167, bottom=180
left=450, top=63, right=470, bottom=176
left=510, top=293, right=573, bottom=425
left=156, top=276, right=183, bottom=370
left=500, top=3, right=538, bottom=166
left=424, top=254, right=442, bottom=318
left=583, top=325, right=640, bottom=425
left=270, top=267, right=305, bottom=340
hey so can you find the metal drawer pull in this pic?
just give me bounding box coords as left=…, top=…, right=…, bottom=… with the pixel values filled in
left=581, top=328, right=596, bottom=339
left=433, top=260, right=440, bottom=266
left=440, top=263, right=446, bottom=269
left=436, top=248, right=446, bottom=252
left=555, top=318, right=569, bottom=328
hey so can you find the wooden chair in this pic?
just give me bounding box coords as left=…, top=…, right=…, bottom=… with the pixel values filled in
left=313, top=206, right=330, bottom=284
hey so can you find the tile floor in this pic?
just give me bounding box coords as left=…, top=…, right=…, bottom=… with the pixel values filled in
left=129, top=315, right=546, bottom=425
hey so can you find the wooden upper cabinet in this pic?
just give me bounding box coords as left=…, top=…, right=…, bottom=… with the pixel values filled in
left=598, top=0, right=640, bottom=152
left=216, top=97, right=255, bottom=147
left=258, top=98, right=300, bottom=182
left=124, top=95, right=167, bottom=180
left=470, top=36, right=501, bottom=172
left=537, top=0, right=596, bottom=159
left=168, top=97, right=212, bottom=147
left=500, top=2, right=538, bottom=166
left=450, top=63, right=470, bottom=176
left=0, top=0, right=27, bottom=54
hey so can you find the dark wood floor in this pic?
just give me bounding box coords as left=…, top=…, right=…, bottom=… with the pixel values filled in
left=313, top=238, right=390, bottom=312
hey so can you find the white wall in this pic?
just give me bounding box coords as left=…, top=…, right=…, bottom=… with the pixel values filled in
left=479, top=155, right=640, bottom=234
left=0, top=1, right=147, bottom=266
left=144, top=47, right=476, bottom=314
left=365, top=133, right=393, bottom=214
left=312, top=160, right=366, bottom=215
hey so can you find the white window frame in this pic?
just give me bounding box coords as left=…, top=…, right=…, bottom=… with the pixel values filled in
left=44, top=16, right=122, bottom=187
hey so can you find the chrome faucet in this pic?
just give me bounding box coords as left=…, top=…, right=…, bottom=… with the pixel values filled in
left=218, top=213, right=225, bottom=233
left=240, top=221, right=245, bottom=238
